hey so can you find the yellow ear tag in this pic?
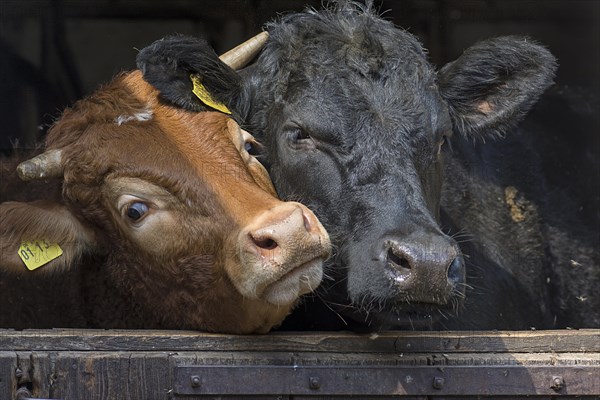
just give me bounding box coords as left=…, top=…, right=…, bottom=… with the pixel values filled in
left=18, top=240, right=63, bottom=271
left=190, top=74, right=232, bottom=115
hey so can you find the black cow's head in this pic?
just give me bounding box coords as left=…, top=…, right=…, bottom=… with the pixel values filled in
left=137, top=3, right=556, bottom=328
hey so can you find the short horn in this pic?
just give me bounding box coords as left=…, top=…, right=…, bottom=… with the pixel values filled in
left=219, top=31, right=269, bottom=70
left=17, top=149, right=64, bottom=181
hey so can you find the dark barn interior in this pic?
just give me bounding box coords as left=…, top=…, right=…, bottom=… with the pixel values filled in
left=0, top=0, right=598, bottom=153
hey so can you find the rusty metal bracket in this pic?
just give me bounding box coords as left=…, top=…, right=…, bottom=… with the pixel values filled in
left=174, top=365, right=599, bottom=396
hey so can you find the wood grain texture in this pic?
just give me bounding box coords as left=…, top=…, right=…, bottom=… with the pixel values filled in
left=1, top=329, right=598, bottom=353
left=0, top=330, right=598, bottom=399
left=0, top=352, right=16, bottom=400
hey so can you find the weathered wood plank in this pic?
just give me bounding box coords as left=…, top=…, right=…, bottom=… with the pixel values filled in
left=51, top=352, right=132, bottom=399
left=1, top=329, right=598, bottom=353
left=2, top=351, right=597, bottom=399
left=170, top=351, right=600, bottom=367
left=30, top=352, right=54, bottom=399
left=0, top=352, right=16, bottom=400
left=1, top=330, right=598, bottom=398
left=16, top=352, right=34, bottom=392
left=12, top=351, right=172, bottom=400
left=51, top=352, right=157, bottom=400
left=126, top=352, right=172, bottom=400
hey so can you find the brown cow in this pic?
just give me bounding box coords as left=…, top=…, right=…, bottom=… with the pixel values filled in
left=0, top=69, right=330, bottom=333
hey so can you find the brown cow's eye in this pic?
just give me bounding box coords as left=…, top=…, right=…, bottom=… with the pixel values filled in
left=126, top=202, right=149, bottom=221
left=244, top=138, right=266, bottom=158
left=245, top=141, right=258, bottom=156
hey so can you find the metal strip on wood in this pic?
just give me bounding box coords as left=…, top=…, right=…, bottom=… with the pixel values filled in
left=174, top=365, right=600, bottom=396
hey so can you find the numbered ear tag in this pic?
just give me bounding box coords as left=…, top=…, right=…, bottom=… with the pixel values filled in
left=190, top=74, right=232, bottom=115
left=18, top=240, right=63, bottom=271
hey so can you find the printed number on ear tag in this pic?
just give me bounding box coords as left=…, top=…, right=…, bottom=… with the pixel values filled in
left=18, top=240, right=63, bottom=271
left=190, top=74, right=232, bottom=115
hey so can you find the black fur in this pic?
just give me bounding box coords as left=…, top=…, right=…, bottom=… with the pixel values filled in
left=438, top=36, right=558, bottom=140
left=136, top=35, right=245, bottom=117
left=137, top=2, right=598, bottom=330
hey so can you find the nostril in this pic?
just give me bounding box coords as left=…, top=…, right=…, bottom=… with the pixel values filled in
left=447, top=256, right=464, bottom=283
left=387, top=248, right=411, bottom=271
left=302, top=211, right=313, bottom=232
left=249, top=233, right=278, bottom=250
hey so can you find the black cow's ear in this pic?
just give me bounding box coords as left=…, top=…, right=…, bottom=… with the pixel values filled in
left=438, top=36, right=557, bottom=140
left=136, top=35, right=243, bottom=114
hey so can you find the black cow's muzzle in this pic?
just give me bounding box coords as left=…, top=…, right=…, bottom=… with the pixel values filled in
left=345, top=229, right=467, bottom=326
left=381, top=234, right=465, bottom=304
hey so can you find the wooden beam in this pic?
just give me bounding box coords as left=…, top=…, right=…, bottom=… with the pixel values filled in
left=1, top=329, right=598, bottom=353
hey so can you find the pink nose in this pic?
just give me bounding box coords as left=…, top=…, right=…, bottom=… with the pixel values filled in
left=247, top=205, right=317, bottom=259
left=234, top=202, right=330, bottom=305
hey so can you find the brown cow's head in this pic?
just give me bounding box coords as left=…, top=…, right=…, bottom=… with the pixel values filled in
left=0, top=71, right=330, bottom=333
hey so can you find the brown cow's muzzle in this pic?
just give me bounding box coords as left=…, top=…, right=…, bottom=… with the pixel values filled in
left=233, top=202, right=331, bottom=306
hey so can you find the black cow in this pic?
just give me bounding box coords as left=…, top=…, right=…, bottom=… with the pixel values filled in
left=137, top=2, right=599, bottom=330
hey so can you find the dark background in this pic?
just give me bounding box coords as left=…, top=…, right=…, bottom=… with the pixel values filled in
left=0, top=0, right=598, bottom=152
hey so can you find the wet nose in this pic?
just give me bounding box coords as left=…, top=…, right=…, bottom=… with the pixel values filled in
left=247, top=204, right=317, bottom=259
left=233, top=202, right=330, bottom=306
left=243, top=203, right=330, bottom=265
left=383, top=234, right=465, bottom=304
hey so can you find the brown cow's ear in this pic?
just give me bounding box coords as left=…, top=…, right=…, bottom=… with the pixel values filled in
left=0, top=201, right=96, bottom=274
left=438, top=36, right=557, bottom=141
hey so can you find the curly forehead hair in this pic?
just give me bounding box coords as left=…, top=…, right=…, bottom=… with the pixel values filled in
left=259, top=0, right=431, bottom=81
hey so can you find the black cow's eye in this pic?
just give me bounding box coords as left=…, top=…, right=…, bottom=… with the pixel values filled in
left=126, top=202, right=149, bottom=221
left=288, top=128, right=314, bottom=148
left=284, top=125, right=316, bottom=150
left=292, top=128, right=311, bottom=142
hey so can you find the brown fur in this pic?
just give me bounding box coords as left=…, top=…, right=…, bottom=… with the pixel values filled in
left=0, top=71, right=328, bottom=333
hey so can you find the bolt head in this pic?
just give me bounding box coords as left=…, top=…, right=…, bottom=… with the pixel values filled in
left=432, top=376, right=445, bottom=390
left=551, top=375, right=565, bottom=391
left=309, top=376, right=321, bottom=390
left=190, top=375, right=202, bottom=388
